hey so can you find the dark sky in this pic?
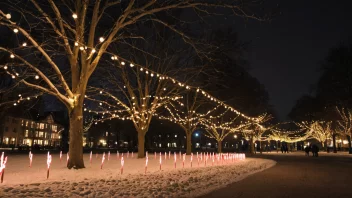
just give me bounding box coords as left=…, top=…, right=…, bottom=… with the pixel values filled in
left=235, top=0, right=352, bottom=120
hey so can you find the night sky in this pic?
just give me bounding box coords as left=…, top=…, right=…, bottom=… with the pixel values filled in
left=236, top=0, right=352, bottom=120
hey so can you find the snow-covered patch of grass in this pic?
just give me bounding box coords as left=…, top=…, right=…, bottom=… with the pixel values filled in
left=0, top=153, right=275, bottom=197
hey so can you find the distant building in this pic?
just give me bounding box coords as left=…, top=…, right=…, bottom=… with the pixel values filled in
left=1, top=114, right=62, bottom=147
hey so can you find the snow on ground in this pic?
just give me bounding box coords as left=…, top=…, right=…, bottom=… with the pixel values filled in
left=0, top=152, right=275, bottom=197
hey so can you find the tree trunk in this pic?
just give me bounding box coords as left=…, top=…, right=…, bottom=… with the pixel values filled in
left=137, top=131, right=146, bottom=158
left=250, top=137, right=255, bottom=154
left=259, top=141, right=262, bottom=154
left=347, top=135, right=351, bottom=154
left=276, top=141, right=279, bottom=153
left=67, top=103, right=85, bottom=169
left=324, top=140, right=328, bottom=153
left=186, top=132, right=192, bottom=155
left=333, top=134, right=337, bottom=153
left=217, top=140, right=222, bottom=153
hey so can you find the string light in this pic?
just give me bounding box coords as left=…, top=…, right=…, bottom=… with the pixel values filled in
left=22, top=42, right=27, bottom=47
left=13, top=28, right=18, bottom=33
left=72, top=14, right=78, bottom=19
left=99, top=37, right=105, bottom=42
left=10, top=54, right=15, bottom=58
left=35, top=75, right=39, bottom=80
left=6, top=13, right=11, bottom=19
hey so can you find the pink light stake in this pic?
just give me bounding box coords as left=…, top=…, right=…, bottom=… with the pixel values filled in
left=154, top=152, right=156, bottom=160
left=96, top=153, right=98, bottom=159
left=159, top=153, right=162, bottom=170
left=174, top=152, right=177, bottom=169
left=165, top=152, right=167, bottom=160
left=127, top=151, right=129, bottom=158
left=46, top=152, right=52, bottom=179
left=145, top=155, right=148, bottom=175
left=131, top=152, right=133, bottom=158
left=108, top=151, right=110, bottom=161
left=90, top=151, right=92, bottom=165
left=168, top=151, right=170, bottom=160
left=29, top=151, right=33, bottom=168
left=59, top=151, right=62, bottom=163
left=120, top=157, right=124, bottom=174
left=101, top=152, right=106, bottom=169
left=117, top=151, right=119, bottom=159
left=182, top=154, right=185, bottom=168
left=190, top=153, right=193, bottom=168
left=179, top=151, right=181, bottom=160
left=0, top=152, right=8, bottom=183
left=66, top=152, right=69, bottom=166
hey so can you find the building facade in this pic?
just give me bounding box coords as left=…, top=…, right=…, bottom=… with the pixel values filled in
left=1, top=115, right=62, bottom=147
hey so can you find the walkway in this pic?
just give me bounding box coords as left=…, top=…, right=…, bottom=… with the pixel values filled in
left=200, top=152, right=352, bottom=198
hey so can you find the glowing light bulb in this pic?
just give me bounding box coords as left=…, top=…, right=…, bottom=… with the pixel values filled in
left=10, top=54, right=15, bottom=58
left=130, top=63, right=134, bottom=67
left=99, top=37, right=105, bottom=42
left=121, top=61, right=125, bottom=65
left=35, top=75, right=39, bottom=80
left=74, top=42, right=79, bottom=46
left=4, top=65, right=8, bottom=70
left=22, top=42, right=27, bottom=47
left=72, top=14, right=78, bottom=19
left=91, top=49, right=96, bottom=53
left=12, top=75, right=15, bottom=79
left=13, top=103, right=17, bottom=106
left=13, top=28, right=18, bottom=33
left=6, top=14, right=11, bottom=19
left=27, top=97, right=30, bottom=100
left=79, top=46, right=84, bottom=50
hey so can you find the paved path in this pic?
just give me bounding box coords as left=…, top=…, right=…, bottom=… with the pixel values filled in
left=201, top=152, right=352, bottom=198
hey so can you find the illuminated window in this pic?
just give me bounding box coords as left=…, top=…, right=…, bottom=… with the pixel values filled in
left=44, top=140, right=48, bottom=145
left=26, top=121, right=29, bottom=126
left=39, top=132, right=44, bottom=137
left=36, top=123, right=40, bottom=128
left=38, top=140, right=43, bottom=145
left=35, top=131, right=38, bottom=137
left=25, top=130, right=29, bottom=137
left=106, top=132, right=108, bottom=136
left=21, top=120, right=24, bottom=126
left=31, top=122, right=34, bottom=128
left=40, top=123, right=44, bottom=129
left=52, top=125, right=57, bottom=132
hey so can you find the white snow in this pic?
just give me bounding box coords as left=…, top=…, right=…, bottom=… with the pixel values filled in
left=0, top=152, right=275, bottom=197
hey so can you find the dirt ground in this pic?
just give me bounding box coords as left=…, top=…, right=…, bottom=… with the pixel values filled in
left=200, top=152, right=352, bottom=198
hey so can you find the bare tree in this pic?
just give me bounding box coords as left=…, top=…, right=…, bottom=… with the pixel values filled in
left=159, top=91, right=220, bottom=154
left=336, top=106, right=352, bottom=153
left=201, top=112, right=250, bottom=153
left=0, top=0, right=266, bottom=168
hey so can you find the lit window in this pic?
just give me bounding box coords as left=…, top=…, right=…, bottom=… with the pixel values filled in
left=26, top=121, right=28, bottom=126
left=106, top=132, right=108, bottom=136
left=39, top=132, right=44, bottom=137
left=25, top=130, right=29, bottom=137
left=52, top=125, right=57, bottom=132
left=40, top=123, right=45, bottom=129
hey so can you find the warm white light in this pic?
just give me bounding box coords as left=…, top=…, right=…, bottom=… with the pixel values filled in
left=79, top=46, right=84, bottom=50
left=14, top=28, right=18, bottom=33
left=140, top=68, right=143, bottom=71
left=100, top=91, right=102, bottom=94
left=27, top=97, right=30, bottom=100
left=130, top=63, right=134, bottom=67
left=91, top=49, right=96, bottom=53
left=12, top=75, right=15, bottom=79
left=72, top=14, right=78, bottom=19
left=6, top=14, right=11, bottom=19
left=74, top=42, right=79, bottom=46
left=99, top=37, right=105, bottom=42
left=22, top=42, right=27, bottom=47
left=13, top=103, right=17, bottom=106
left=99, top=103, right=102, bottom=106
left=4, top=65, right=8, bottom=70
left=121, top=61, right=125, bottom=65
left=18, top=94, right=21, bottom=97
left=35, top=75, right=39, bottom=80
left=10, top=54, right=15, bottom=58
